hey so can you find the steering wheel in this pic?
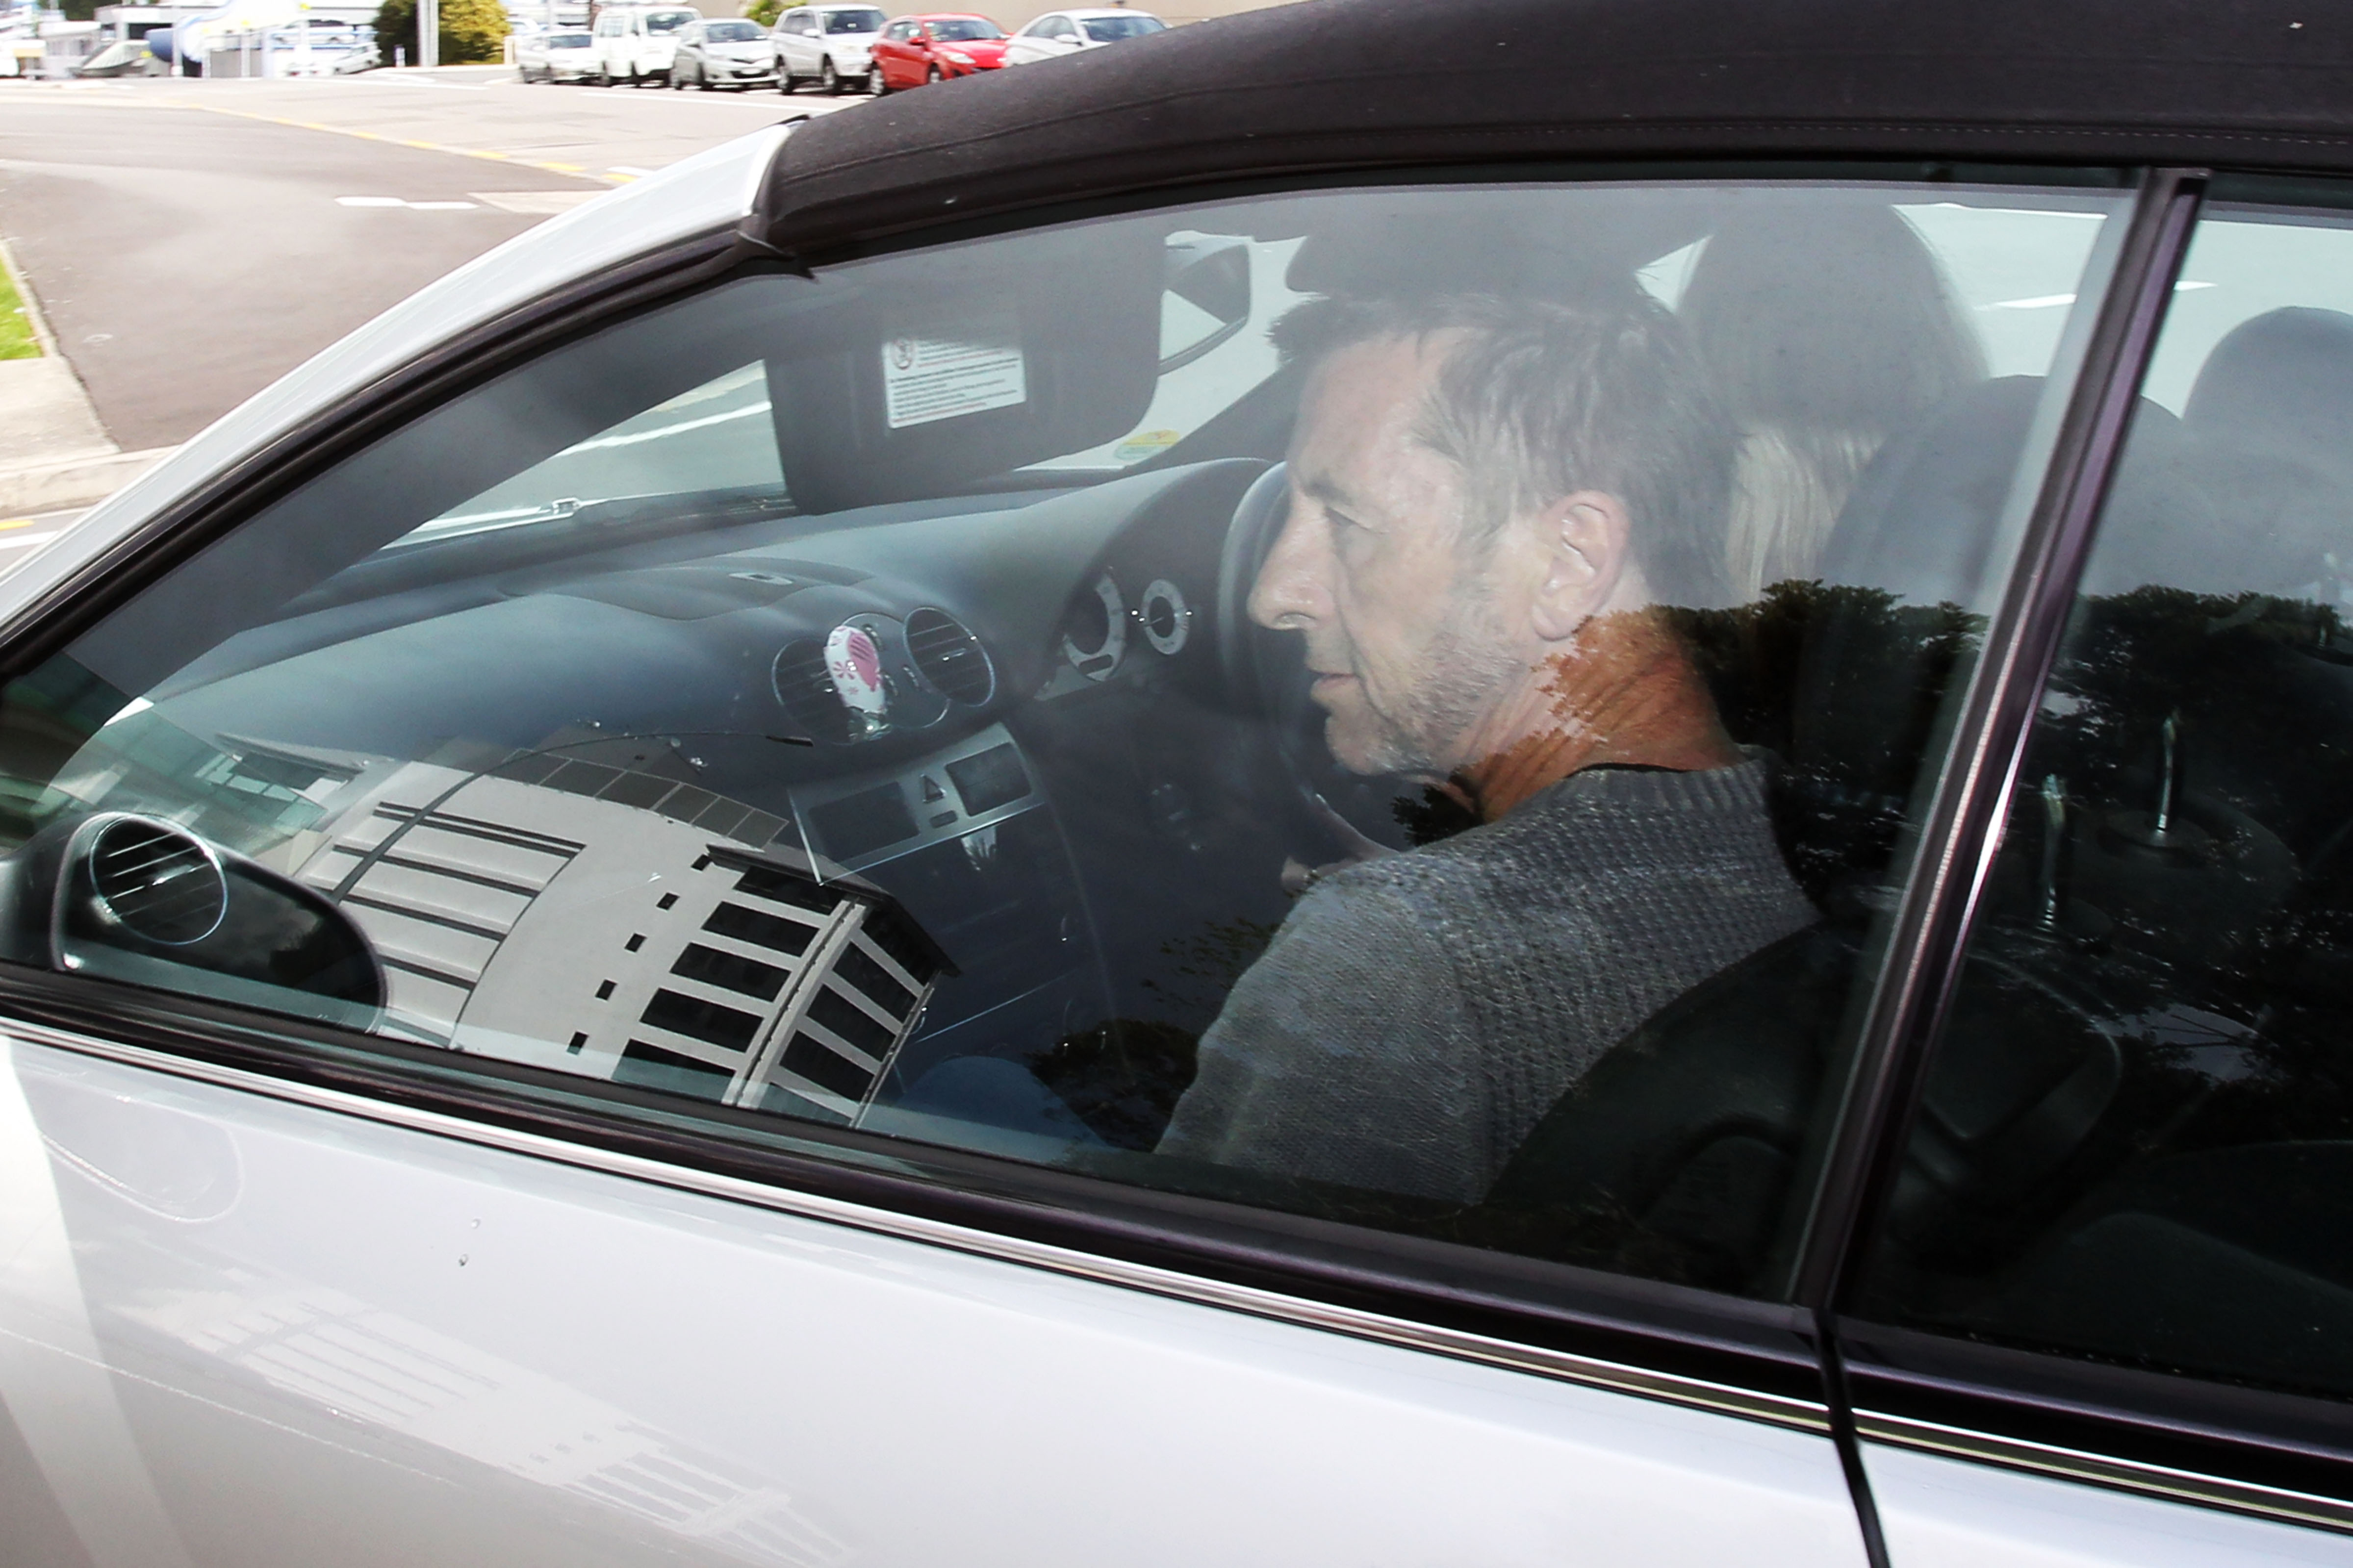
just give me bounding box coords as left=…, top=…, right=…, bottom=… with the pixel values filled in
left=1213, top=463, right=1424, bottom=859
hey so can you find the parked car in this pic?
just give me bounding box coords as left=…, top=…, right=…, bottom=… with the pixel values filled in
left=1000, top=6, right=1162, bottom=65
left=772, top=2, right=884, bottom=94
left=588, top=1, right=696, bottom=85
left=669, top=17, right=776, bottom=89
left=867, top=11, right=1004, bottom=92
left=12, top=3, right=2353, bottom=1566
left=514, top=26, right=595, bottom=82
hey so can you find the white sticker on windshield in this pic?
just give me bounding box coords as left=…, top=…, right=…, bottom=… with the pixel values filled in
left=881, top=319, right=1027, bottom=429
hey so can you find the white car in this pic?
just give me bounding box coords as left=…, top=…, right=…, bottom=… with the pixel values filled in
left=514, top=25, right=595, bottom=81
left=1000, top=6, right=1163, bottom=65
left=772, top=2, right=884, bottom=94
left=588, top=1, right=695, bottom=85
left=8, top=3, right=2353, bottom=1566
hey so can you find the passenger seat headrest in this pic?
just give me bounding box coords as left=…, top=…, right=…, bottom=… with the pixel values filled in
left=2184, top=306, right=2353, bottom=481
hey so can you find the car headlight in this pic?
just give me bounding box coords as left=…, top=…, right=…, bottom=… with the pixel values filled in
left=940, top=48, right=972, bottom=63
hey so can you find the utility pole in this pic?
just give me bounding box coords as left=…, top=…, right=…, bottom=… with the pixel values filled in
left=417, top=0, right=436, bottom=68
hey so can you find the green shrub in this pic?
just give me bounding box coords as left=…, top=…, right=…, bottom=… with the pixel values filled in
left=371, top=0, right=508, bottom=66
left=743, top=0, right=782, bottom=23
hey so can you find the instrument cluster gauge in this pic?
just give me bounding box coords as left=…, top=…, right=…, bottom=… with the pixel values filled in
left=1139, top=579, right=1192, bottom=656
left=1062, top=572, right=1128, bottom=681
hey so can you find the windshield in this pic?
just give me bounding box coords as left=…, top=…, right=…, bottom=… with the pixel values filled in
left=549, top=30, right=590, bottom=44
left=703, top=20, right=762, bottom=41
left=1083, top=14, right=1161, bottom=39
left=643, top=9, right=695, bottom=32
left=824, top=7, right=883, bottom=31
left=925, top=17, right=1002, bottom=41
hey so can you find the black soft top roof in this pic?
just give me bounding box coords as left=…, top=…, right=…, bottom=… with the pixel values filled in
left=758, top=0, right=2353, bottom=256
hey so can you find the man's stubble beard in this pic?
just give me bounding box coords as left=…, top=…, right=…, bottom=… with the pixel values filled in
left=1332, top=563, right=1524, bottom=778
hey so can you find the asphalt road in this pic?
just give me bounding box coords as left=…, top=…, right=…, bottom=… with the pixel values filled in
left=0, top=70, right=834, bottom=452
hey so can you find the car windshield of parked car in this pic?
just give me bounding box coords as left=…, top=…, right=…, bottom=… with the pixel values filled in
left=703, top=20, right=763, bottom=42
left=1082, top=14, right=1161, bottom=40
left=925, top=17, right=1001, bottom=40
left=643, top=8, right=695, bottom=32
left=0, top=177, right=2133, bottom=1298
left=825, top=7, right=884, bottom=31
left=549, top=31, right=590, bottom=45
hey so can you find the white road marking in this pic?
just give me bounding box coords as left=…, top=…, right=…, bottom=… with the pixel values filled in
left=334, top=195, right=479, bottom=209
left=1986, top=293, right=2077, bottom=310
left=470, top=190, right=604, bottom=214
left=607, top=164, right=655, bottom=177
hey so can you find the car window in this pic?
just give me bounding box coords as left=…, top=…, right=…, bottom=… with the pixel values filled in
left=1084, top=14, right=1160, bottom=40
left=644, top=8, right=695, bottom=32
left=705, top=21, right=762, bottom=42
left=0, top=177, right=2127, bottom=1302
left=826, top=7, right=884, bottom=31
left=926, top=17, right=1002, bottom=41
left=1848, top=186, right=2353, bottom=1403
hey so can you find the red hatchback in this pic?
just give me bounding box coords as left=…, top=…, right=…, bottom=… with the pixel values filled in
left=868, top=11, right=1007, bottom=90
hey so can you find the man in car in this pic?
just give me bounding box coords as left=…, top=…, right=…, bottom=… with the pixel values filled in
left=1156, top=291, right=1816, bottom=1204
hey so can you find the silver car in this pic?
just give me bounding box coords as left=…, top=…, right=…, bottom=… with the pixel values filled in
left=514, top=26, right=596, bottom=82
left=1001, top=7, right=1164, bottom=66
left=773, top=1, right=883, bottom=94
left=670, top=17, right=778, bottom=90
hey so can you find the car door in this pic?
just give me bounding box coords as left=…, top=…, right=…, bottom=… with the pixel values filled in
left=872, top=19, right=912, bottom=85
left=1828, top=170, right=2353, bottom=1566
left=777, top=13, right=813, bottom=78
left=0, top=169, right=2137, bottom=1568
left=591, top=10, right=622, bottom=78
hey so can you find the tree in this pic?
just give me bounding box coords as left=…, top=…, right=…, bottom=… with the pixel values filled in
left=372, top=0, right=509, bottom=65
left=742, top=0, right=782, bottom=23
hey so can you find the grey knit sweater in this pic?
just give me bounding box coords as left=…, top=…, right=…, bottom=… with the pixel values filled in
left=1157, top=757, right=1816, bottom=1203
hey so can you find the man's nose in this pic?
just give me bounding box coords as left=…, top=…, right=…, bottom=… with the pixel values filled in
left=1248, top=494, right=1330, bottom=631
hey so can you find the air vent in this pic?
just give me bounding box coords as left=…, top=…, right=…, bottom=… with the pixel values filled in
left=772, top=638, right=854, bottom=742
left=88, top=818, right=228, bottom=946
left=905, top=607, right=995, bottom=706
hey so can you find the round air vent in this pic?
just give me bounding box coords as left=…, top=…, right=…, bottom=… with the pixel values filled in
left=88, top=818, right=228, bottom=946
left=772, top=637, right=855, bottom=742
left=905, top=607, right=996, bottom=706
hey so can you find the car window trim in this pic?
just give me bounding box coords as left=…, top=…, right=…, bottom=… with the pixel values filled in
left=1791, top=164, right=2212, bottom=1312
left=1803, top=163, right=2353, bottom=1537
left=0, top=976, right=1830, bottom=1433
left=1843, top=1323, right=2353, bottom=1536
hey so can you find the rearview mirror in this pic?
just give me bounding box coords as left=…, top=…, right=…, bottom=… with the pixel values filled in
left=1159, top=233, right=1252, bottom=374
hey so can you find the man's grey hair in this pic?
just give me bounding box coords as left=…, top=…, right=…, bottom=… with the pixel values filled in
left=1270, top=291, right=1738, bottom=607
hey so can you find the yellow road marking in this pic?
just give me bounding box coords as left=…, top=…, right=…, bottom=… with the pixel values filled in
left=0, top=517, right=46, bottom=531
left=148, top=100, right=621, bottom=185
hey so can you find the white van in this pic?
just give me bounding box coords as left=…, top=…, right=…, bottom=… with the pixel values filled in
left=589, top=3, right=697, bottom=85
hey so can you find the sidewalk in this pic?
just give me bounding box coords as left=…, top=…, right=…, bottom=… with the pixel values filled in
left=0, top=237, right=172, bottom=517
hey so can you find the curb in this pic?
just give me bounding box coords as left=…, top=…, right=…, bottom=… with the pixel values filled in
left=0, top=447, right=174, bottom=515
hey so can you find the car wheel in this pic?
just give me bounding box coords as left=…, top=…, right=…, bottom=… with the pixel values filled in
left=696, top=66, right=713, bottom=89
left=926, top=64, right=941, bottom=82
left=819, top=58, right=837, bottom=93
left=868, top=64, right=887, bottom=94
left=596, top=65, right=612, bottom=85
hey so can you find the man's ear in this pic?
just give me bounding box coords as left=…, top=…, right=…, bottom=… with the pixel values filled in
left=1527, top=489, right=1634, bottom=642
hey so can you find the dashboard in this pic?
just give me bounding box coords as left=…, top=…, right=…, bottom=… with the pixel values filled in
left=118, top=458, right=1282, bottom=1103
